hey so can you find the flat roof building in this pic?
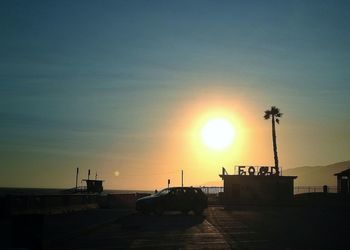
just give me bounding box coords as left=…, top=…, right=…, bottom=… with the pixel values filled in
left=334, top=169, right=350, bottom=195
left=220, top=166, right=297, bottom=205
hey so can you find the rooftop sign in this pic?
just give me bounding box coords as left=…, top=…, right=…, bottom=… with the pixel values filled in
left=235, top=166, right=280, bottom=176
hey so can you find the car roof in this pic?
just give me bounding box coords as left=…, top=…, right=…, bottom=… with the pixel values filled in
left=166, top=187, right=200, bottom=190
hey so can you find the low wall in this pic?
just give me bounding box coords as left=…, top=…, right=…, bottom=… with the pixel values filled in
left=99, top=193, right=151, bottom=209
left=3, top=192, right=152, bottom=215
left=5, top=194, right=100, bottom=215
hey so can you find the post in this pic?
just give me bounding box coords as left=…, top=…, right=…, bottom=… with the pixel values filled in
left=88, top=169, right=90, bottom=180
left=168, top=179, right=170, bottom=188
left=181, top=170, right=183, bottom=188
left=323, top=185, right=328, bottom=194
left=75, top=167, right=79, bottom=189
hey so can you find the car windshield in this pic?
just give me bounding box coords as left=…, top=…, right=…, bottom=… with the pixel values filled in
left=156, top=188, right=170, bottom=196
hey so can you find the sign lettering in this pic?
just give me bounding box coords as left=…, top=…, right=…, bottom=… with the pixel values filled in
left=236, top=166, right=280, bottom=176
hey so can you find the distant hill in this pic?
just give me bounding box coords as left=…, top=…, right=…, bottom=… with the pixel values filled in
left=284, top=161, right=350, bottom=186
left=201, top=161, right=350, bottom=187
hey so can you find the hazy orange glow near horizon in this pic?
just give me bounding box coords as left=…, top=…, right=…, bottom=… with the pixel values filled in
left=106, top=95, right=266, bottom=190
left=102, top=95, right=253, bottom=188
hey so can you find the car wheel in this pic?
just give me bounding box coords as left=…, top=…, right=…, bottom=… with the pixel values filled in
left=193, top=206, right=204, bottom=215
left=154, top=205, right=164, bottom=215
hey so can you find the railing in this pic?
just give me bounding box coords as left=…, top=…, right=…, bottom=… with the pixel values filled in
left=200, top=186, right=224, bottom=196
left=199, top=186, right=338, bottom=196
left=294, top=186, right=337, bottom=195
left=200, top=186, right=338, bottom=195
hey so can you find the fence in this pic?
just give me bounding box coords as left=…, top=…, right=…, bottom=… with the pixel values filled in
left=294, top=186, right=337, bottom=195
left=199, top=186, right=338, bottom=196
left=200, top=187, right=224, bottom=196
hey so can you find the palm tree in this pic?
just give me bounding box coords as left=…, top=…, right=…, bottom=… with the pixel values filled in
left=264, top=106, right=283, bottom=171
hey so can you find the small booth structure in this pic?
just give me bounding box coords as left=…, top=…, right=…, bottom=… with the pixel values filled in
left=82, top=179, right=104, bottom=193
left=334, top=169, right=350, bottom=195
left=220, top=166, right=297, bottom=205
left=62, top=168, right=104, bottom=194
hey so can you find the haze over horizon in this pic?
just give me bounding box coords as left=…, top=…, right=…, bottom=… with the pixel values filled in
left=1, top=1, right=349, bottom=189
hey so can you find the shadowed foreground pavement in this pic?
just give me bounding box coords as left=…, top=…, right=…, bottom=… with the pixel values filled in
left=54, top=210, right=232, bottom=249
left=55, top=206, right=349, bottom=249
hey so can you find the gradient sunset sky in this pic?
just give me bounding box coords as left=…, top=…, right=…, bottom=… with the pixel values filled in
left=1, top=0, right=349, bottom=189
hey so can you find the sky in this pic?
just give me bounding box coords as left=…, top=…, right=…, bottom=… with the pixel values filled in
left=1, top=0, right=349, bottom=189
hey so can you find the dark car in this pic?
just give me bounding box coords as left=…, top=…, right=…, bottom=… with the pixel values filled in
left=136, top=187, right=208, bottom=215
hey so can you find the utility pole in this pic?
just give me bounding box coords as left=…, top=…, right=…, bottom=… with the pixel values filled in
left=168, top=179, right=170, bottom=188
left=181, top=170, right=184, bottom=188
left=75, top=167, right=79, bottom=190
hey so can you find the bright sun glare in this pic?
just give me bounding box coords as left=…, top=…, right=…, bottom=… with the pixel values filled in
left=201, top=118, right=235, bottom=150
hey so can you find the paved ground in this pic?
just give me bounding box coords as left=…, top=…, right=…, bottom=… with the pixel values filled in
left=52, top=206, right=350, bottom=249
left=1, top=209, right=131, bottom=249
left=54, top=209, right=231, bottom=249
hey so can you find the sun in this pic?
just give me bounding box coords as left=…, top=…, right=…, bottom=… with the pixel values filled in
left=201, top=118, right=235, bottom=150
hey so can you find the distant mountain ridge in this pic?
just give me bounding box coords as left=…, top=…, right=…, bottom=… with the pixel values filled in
left=283, top=161, right=350, bottom=186
left=201, top=161, right=350, bottom=187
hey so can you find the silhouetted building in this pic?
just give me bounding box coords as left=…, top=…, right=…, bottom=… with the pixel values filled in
left=82, top=179, right=104, bottom=193
left=334, top=169, right=350, bottom=195
left=219, top=166, right=297, bottom=205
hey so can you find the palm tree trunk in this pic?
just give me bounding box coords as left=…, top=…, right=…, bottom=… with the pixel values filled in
left=272, top=116, right=279, bottom=168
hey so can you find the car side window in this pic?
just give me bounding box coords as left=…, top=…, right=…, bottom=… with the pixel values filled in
left=173, top=188, right=189, bottom=196
left=175, top=188, right=184, bottom=196
left=158, top=188, right=170, bottom=196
